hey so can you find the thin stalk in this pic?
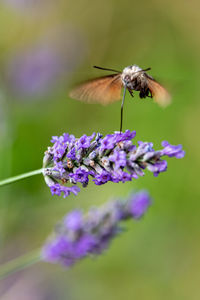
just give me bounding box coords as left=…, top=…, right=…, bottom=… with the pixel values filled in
left=120, top=85, right=127, bottom=133
left=0, top=168, right=44, bottom=187
left=0, top=248, right=41, bottom=280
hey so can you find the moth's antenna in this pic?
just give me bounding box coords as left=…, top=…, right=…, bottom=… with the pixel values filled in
left=137, top=67, right=151, bottom=73
left=120, top=84, right=127, bottom=133
left=142, top=67, right=151, bottom=72
left=93, top=65, right=121, bottom=73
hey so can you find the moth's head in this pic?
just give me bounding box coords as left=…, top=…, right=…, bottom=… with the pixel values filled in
left=122, top=65, right=143, bottom=85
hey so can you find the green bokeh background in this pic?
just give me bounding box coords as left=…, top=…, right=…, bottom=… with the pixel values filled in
left=0, top=0, right=199, bottom=299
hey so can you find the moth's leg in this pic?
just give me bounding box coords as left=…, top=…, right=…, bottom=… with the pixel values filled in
left=147, top=90, right=153, bottom=98
left=128, top=88, right=134, bottom=97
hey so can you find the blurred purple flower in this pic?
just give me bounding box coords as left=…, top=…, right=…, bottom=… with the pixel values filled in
left=42, top=190, right=152, bottom=267
left=64, top=210, right=83, bottom=231
left=43, top=130, right=185, bottom=198
left=3, top=0, right=43, bottom=11
left=129, top=191, right=151, bottom=219
left=6, top=45, right=63, bottom=96
left=5, top=29, right=86, bottom=98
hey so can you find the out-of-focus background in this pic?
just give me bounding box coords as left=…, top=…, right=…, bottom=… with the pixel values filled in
left=0, top=0, right=199, bottom=299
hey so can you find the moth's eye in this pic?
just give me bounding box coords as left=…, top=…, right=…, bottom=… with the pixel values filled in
left=124, top=75, right=130, bottom=82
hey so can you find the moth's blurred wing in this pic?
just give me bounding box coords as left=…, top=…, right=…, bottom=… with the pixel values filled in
left=69, top=74, right=123, bottom=105
left=147, top=78, right=171, bottom=107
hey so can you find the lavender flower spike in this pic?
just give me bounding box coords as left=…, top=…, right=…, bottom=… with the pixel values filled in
left=43, top=130, right=185, bottom=198
left=42, top=190, right=152, bottom=267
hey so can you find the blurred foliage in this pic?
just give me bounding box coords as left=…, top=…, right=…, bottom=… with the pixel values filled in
left=0, top=0, right=200, bottom=299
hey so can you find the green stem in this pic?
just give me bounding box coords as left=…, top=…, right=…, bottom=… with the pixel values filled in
left=0, top=248, right=42, bottom=280
left=0, top=168, right=44, bottom=187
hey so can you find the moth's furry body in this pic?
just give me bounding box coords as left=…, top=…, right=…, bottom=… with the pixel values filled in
left=121, top=65, right=153, bottom=99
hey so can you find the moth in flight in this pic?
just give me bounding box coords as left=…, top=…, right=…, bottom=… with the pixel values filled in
left=69, top=65, right=171, bottom=132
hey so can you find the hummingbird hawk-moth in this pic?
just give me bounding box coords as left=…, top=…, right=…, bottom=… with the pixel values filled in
left=69, top=65, right=171, bottom=131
